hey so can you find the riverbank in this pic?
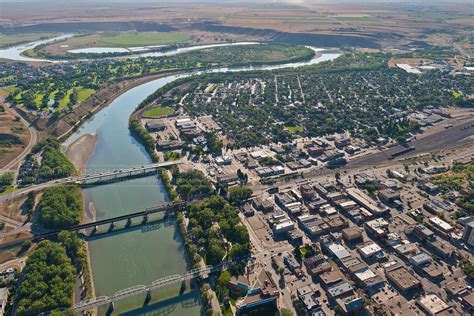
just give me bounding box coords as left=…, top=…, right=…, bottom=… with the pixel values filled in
left=66, top=133, right=99, bottom=175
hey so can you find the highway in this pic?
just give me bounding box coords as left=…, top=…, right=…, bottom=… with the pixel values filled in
left=0, top=159, right=184, bottom=203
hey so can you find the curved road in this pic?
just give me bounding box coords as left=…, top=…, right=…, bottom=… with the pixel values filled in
left=0, top=101, right=38, bottom=175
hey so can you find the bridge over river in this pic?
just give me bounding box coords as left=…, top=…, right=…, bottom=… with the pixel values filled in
left=0, top=199, right=201, bottom=249
left=0, top=159, right=184, bottom=204
left=41, top=259, right=242, bottom=314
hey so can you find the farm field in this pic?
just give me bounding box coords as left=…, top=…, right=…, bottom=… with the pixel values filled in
left=40, top=31, right=191, bottom=56
left=0, top=32, right=58, bottom=47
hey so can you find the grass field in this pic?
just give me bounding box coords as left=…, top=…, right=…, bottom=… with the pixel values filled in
left=100, top=32, right=190, bottom=47
left=0, top=85, right=17, bottom=98
left=285, top=125, right=304, bottom=133
left=0, top=32, right=58, bottom=47
left=452, top=90, right=463, bottom=98
left=143, top=106, right=174, bottom=118
left=58, top=87, right=96, bottom=108
left=41, top=31, right=191, bottom=56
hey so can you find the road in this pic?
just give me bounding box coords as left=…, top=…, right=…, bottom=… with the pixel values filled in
left=0, top=159, right=185, bottom=203
left=0, top=102, right=38, bottom=175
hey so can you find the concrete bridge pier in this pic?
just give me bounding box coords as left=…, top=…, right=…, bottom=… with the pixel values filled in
left=126, top=218, right=132, bottom=227
left=144, top=290, right=152, bottom=306
left=180, top=279, right=186, bottom=295
left=106, top=302, right=114, bottom=315
left=142, top=215, right=148, bottom=224
left=108, top=222, right=115, bottom=232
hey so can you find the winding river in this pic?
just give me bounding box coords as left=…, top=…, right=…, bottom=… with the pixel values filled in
left=5, top=37, right=340, bottom=315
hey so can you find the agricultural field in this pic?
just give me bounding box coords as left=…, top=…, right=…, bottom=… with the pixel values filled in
left=0, top=32, right=58, bottom=47
left=39, top=31, right=191, bottom=56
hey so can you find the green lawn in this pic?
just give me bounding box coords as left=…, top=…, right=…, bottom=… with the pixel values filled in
left=452, top=90, right=463, bottom=98
left=285, top=125, right=304, bottom=133
left=77, top=88, right=96, bottom=103
left=143, top=106, right=174, bottom=118
left=58, top=89, right=73, bottom=108
left=58, top=87, right=96, bottom=108
left=100, top=32, right=190, bottom=47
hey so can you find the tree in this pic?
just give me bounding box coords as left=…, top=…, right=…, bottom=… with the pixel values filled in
left=38, top=185, right=82, bottom=229
left=207, top=238, right=225, bottom=265
left=15, top=241, right=75, bottom=315
left=280, top=308, right=293, bottom=316
left=228, top=185, right=253, bottom=205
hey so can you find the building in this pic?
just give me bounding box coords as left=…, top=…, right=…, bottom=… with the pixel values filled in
left=145, top=121, right=166, bottom=132
left=429, top=217, right=454, bottom=233
left=426, top=238, right=454, bottom=259
left=461, top=216, right=474, bottom=247
left=365, top=218, right=389, bottom=238
left=409, top=252, right=432, bottom=267
left=273, top=220, right=295, bottom=234
left=412, top=224, right=435, bottom=241
left=347, top=188, right=387, bottom=216
left=252, top=197, right=274, bottom=213
left=215, top=156, right=232, bottom=165
left=297, top=285, right=321, bottom=314
left=237, top=270, right=279, bottom=313
left=417, top=294, right=451, bottom=315
left=216, top=174, right=239, bottom=186
left=358, top=243, right=384, bottom=260
left=342, top=227, right=363, bottom=243
left=378, top=189, right=401, bottom=205
left=424, top=200, right=453, bottom=215
left=323, top=241, right=352, bottom=263
left=256, top=165, right=285, bottom=178
left=384, top=263, right=422, bottom=293
left=327, top=282, right=354, bottom=299
left=304, top=255, right=332, bottom=276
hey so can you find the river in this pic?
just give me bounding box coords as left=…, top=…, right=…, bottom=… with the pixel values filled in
left=0, top=34, right=259, bottom=62
left=53, top=43, right=339, bottom=315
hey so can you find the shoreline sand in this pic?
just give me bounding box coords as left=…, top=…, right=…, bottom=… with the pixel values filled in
left=66, top=133, right=99, bottom=176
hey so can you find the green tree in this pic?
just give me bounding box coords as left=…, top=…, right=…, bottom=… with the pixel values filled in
left=228, top=185, right=253, bottom=205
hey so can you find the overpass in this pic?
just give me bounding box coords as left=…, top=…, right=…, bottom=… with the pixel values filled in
left=0, top=159, right=184, bottom=204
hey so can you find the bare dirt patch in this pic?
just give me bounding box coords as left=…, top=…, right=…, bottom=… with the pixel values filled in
left=0, top=105, right=30, bottom=169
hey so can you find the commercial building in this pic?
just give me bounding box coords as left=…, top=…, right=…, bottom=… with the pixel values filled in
left=145, top=121, right=166, bottom=132
left=358, top=242, right=384, bottom=260
left=409, top=252, right=432, bottom=267
left=273, top=220, right=295, bottom=234
left=429, top=217, right=454, bottom=233
left=384, top=263, right=422, bottom=293
left=237, top=270, right=279, bottom=313
left=342, top=227, right=363, bottom=243
left=365, top=218, right=390, bottom=238
left=417, top=294, right=451, bottom=315
left=327, top=282, right=354, bottom=299
left=461, top=216, right=474, bottom=247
